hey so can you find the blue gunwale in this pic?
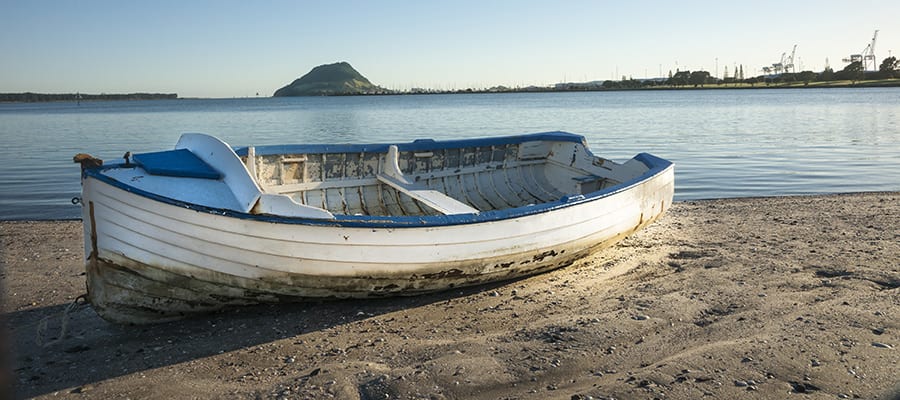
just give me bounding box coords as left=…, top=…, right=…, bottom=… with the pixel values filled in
left=233, top=131, right=586, bottom=157
left=83, top=132, right=673, bottom=229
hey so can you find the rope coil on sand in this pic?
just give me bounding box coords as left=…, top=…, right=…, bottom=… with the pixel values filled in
left=36, top=293, right=89, bottom=347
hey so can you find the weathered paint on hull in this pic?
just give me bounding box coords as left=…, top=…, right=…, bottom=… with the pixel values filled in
left=81, top=161, right=673, bottom=324
left=86, top=212, right=665, bottom=325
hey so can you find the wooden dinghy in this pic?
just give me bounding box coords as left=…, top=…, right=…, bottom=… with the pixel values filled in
left=76, top=131, right=674, bottom=324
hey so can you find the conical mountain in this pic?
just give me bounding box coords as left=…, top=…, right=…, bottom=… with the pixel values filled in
left=273, top=62, right=387, bottom=96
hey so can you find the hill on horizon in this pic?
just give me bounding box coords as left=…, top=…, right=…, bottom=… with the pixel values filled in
left=273, top=62, right=387, bottom=96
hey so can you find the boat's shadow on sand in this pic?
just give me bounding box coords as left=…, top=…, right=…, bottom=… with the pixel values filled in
left=9, top=281, right=513, bottom=398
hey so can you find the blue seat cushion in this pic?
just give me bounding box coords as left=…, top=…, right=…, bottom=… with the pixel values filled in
left=132, top=149, right=222, bottom=179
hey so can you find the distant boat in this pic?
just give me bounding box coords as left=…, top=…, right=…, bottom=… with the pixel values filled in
left=75, top=131, right=674, bottom=324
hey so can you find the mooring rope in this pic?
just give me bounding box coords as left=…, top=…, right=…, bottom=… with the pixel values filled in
left=35, top=293, right=88, bottom=347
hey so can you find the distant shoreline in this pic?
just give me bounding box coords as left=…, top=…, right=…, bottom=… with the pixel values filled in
left=2, top=79, right=898, bottom=103
left=287, top=78, right=900, bottom=97
left=0, top=92, right=177, bottom=103
left=569, top=78, right=900, bottom=91
left=382, top=78, right=900, bottom=96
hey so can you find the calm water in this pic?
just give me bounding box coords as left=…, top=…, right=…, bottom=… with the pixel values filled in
left=1, top=89, right=898, bottom=220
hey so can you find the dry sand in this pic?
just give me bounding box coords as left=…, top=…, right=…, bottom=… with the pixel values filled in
left=2, top=192, right=898, bottom=399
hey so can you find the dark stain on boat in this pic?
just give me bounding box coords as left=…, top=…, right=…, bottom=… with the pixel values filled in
left=420, top=269, right=465, bottom=280
left=532, top=250, right=559, bottom=262
left=372, top=283, right=400, bottom=292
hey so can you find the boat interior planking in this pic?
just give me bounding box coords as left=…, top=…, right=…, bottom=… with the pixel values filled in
left=101, top=132, right=652, bottom=222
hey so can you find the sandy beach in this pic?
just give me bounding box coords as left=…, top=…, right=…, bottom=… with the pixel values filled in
left=2, top=192, right=898, bottom=399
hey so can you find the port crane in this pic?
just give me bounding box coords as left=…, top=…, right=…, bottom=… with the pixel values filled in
left=762, top=45, right=797, bottom=75
left=843, top=30, right=879, bottom=71
left=762, top=53, right=783, bottom=74
left=783, top=45, right=798, bottom=74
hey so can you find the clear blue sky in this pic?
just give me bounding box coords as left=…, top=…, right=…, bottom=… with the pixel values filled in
left=2, top=0, right=898, bottom=98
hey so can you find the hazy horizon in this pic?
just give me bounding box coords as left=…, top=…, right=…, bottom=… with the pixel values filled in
left=2, top=0, right=898, bottom=98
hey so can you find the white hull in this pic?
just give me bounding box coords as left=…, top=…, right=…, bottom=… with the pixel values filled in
left=78, top=132, right=674, bottom=324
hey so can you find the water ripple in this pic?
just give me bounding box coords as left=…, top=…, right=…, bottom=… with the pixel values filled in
left=1, top=89, right=898, bottom=219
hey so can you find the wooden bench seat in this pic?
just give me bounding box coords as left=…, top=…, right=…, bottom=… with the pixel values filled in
left=378, top=145, right=479, bottom=215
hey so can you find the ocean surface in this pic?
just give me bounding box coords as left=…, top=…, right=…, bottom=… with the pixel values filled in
left=1, top=88, right=898, bottom=220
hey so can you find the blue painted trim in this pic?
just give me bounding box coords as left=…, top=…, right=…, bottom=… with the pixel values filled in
left=85, top=152, right=672, bottom=229
left=85, top=132, right=672, bottom=228
left=132, top=149, right=222, bottom=179
left=234, top=131, right=585, bottom=157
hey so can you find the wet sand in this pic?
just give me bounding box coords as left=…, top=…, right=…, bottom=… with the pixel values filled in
left=2, top=192, right=898, bottom=399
